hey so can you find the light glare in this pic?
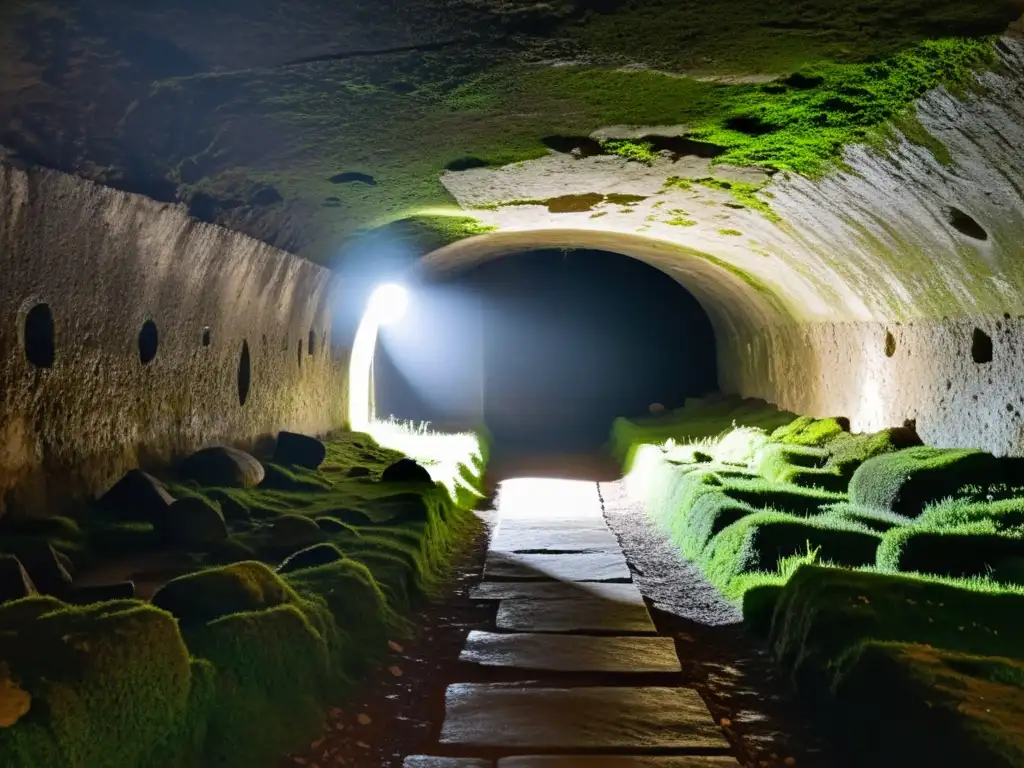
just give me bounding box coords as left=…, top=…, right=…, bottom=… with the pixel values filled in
left=370, top=283, right=409, bottom=326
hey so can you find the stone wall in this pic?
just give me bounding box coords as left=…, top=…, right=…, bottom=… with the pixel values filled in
left=0, top=165, right=347, bottom=519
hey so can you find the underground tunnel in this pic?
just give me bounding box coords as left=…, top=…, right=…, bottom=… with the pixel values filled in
left=2, top=2, right=1024, bottom=767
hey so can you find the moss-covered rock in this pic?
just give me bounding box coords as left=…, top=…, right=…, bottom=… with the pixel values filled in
left=877, top=527, right=1024, bottom=579
left=849, top=447, right=1024, bottom=516
left=770, top=416, right=848, bottom=447
left=270, top=514, right=325, bottom=549
left=151, top=561, right=301, bottom=626
left=277, top=543, right=346, bottom=574
left=0, top=598, right=192, bottom=768
left=380, top=458, right=433, bottom=484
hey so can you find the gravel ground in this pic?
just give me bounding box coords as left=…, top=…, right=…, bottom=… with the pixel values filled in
left=600, top=476, right=834, bottom=768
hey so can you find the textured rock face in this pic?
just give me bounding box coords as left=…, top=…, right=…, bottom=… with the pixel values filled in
left=422, top=36, right=1024, bottom=455
left=0, top=165, right=347, bottom=518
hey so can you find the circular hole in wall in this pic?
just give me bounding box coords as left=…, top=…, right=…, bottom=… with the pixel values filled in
left=238, top=340, right=251, bottom=406
left=138, top=320, right=159, bottom=364
left=202, top=326, right=211, bottom=347
left=24, top=303, right=55, bottom=368
left=308, top=328, right=316, bottom=356
left=948, top=207, right=988, bottom=241
left=884, top=329, right=896, bottom=358
left=297, top=339, right=303, bottom=367
left=972, top=327, right=993, bottom=364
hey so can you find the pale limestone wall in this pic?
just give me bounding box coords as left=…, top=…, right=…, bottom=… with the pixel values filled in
left=426, top=36, right=1024, bottom=454
left=0, top=165, right=347, bottom=518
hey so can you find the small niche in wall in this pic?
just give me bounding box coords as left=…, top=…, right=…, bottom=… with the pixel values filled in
left=308, top=328, right=316, bottom=357
left=884, top=329, right=896, bottom=358
left=202, top=326, right=212, bottom=347
left=972, top=327, right=993, bottom=364
left=24, top=303, right=55, bottom=368
left=139, top=320, right=159, bottom=364
left=948, top=207, right=988, bottom=241
left=297, top=339, right=303, bottom=367
left=238, top=340, right=251, bottom=406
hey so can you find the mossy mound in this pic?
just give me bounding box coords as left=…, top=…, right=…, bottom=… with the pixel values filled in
left=0, top=597, right=194, bottom=768
left=151, top=561, right=303, bottom=626
left=832, top=642, right=1024, bottom=768
left=877, top=527, right=1024, bottom=579
left=849, top=446, right=1024, bottom=516
left=770, top=416, right=847, bottom=446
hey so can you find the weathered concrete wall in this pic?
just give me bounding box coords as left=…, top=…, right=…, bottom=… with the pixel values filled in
left=425, top=35, right=1024, bottom=455
left=0, top=165, right=347, bottom=518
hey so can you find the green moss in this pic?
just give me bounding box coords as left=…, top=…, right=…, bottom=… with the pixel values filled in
left=718, top=228, right=743, bottom=236
left=877, top=528, right=1024, bottom=579
left=601, top=139, right=659, bottom=164
left=667, top=216, right=697, bottom=227
left=692, top=178, right=781, bottom=222
left=771, top=416, right=848, bottom=447
left=849, top=447, right=1024, bottom=516
left=0, top=598, right=193, bottom=768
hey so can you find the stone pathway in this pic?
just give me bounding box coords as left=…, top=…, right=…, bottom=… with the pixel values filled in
left=405, top=478, right=738, bottom=767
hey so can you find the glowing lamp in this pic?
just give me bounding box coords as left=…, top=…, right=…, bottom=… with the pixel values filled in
left=369, top=283, right=409, bottom=326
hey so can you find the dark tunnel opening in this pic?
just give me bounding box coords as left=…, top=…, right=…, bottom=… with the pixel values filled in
left=373, top=248, right=718, bottom=455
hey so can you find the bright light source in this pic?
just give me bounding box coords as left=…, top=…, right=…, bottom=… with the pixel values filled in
left=369, top=283, right=409, bottom=326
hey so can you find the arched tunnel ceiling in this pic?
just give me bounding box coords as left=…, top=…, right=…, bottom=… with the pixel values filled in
left=1, top=0, right=1023, bottom=268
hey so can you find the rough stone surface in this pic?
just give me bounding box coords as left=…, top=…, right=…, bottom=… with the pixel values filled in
left=496, top=597, right=656, bottom=634
left=0, top=165, right=344, bottom=519
left=98, top=469, right=174, bottom=522
left=179, top=446, right=265, bottom=488
left=439, top=685, right=729, bottom=749
left=489, top=526, right=620, bottom=554
left=460, top=631, right=681, bottom=672
left=470, top=580, right=644, bottom=604
left=277, top=542, right=345, bottom=573
left=498, top=759, right=739, bottom=767
left=273, top=430, right=327, bottom=469
left=484, top=551, right=631, bottom=582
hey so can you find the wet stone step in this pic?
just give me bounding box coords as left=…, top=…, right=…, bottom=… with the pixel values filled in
left=489, top=527, right=620, bottom=554
left=470, top=581, right=645, bottom=604
left=439, top=684, right=730, bottom=750
left=496, top=597, right=656, bottom=634
left=403, top=758, right=492, bottom=768
left=460, top=631, right=681, bottom=673
left=484, top=552, right=631, bottom=583
left=498, top=758, right=741, bottom=767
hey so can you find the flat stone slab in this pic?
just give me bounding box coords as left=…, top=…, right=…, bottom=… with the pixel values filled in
left=499, top=758, right=739, bottom=767
left=484, top=552, right=631, bottom=583
left=461, top=631, right=681, bottom=673
left=439, top=685, right=728, bottom=750
left=496, top=515, right=609, bottom=530
left=496, top=597, right=656, bottom=634
left=471, top=580, right=645, bottom=604
left=490, top=527, right=620, bottom=554
left=404, top=758, right=492, bottom=768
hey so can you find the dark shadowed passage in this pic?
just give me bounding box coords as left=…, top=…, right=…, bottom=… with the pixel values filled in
left=374, top=248, right=717, bottom=453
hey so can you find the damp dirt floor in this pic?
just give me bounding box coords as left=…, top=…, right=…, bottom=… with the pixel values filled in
left=279, top=455, right=833, bottom=768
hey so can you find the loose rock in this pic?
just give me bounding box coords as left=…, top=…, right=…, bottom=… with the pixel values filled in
left=8, top=541, right=72, bottom=596
left=179, top=446, right=265, bottom=488
left=207, top=489, right=251, bottom=522
left=274, top=431, right=327, bottom=469
left=271, top=514, right=325, bottom=549
left=380, top=458, right=432, bottom=484
left=158, top=496, right=228, bottom=548
left=98, top=469, right=174, bottom=521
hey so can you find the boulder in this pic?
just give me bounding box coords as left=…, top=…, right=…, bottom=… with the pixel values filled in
left=179, top=446, right=265, bottom=488
left=277, top=543, right=346, bottom=574
left=273, top=431, right=327, bottom=469
left=346, top=466, right=371, bottom=478
left=260, top=464, right=327, bottom=491
left=0, top=665, right=31, bottom=728
left=0, top=555, right=36, bottom=604
left=157, top=497, right=228, bottom=548
left=380, top=458, right=432, bottom=484
left=98, top=469, right=174, bottom=521
left=270, top=514, right=324, bottom=549
left=207, top=490, right=251, bottom=522
left=9, top=542, right=72, bottom=596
